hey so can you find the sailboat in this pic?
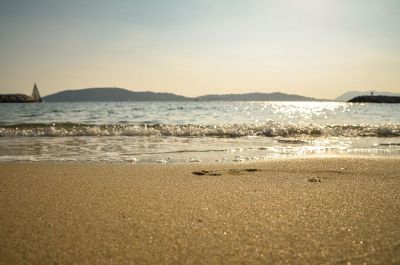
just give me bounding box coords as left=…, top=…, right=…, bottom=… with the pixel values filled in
left=31, top=83, right=43, bottom=102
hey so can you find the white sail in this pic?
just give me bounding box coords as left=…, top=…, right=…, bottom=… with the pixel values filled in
left=31, top=83, right=42, bottom=102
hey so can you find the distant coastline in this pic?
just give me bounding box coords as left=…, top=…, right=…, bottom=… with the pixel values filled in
left=2, top=86, right=400, bottom=103
left=41, top=87, right=323, bottom=102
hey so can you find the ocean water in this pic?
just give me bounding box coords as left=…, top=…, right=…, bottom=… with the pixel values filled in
left=0, top=101, right=399, bottom=163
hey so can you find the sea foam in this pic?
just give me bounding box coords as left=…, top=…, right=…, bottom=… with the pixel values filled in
left=0, top=122, right=399, bottom=138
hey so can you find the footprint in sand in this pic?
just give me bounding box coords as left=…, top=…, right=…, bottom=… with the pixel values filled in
left=308, top=177, right=322, bottom=183
left=193, top=168, right=261, bottom=176
left=192, top=170, right=222, bottom=176
left=245, top=168, right=260, bottom=172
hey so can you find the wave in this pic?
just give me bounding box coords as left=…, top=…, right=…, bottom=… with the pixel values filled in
left=0, top=122, right=399, bottom=137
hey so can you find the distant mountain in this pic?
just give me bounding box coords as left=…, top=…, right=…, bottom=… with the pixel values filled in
left=43, top=87, right=191, bottom=102
left=43, top=88, right=322, bottom=102
left=196, top=92, right=319, bottom=101
left=336, top=90, right=400, bottom=102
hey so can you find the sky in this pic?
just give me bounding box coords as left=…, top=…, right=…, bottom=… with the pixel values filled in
left=0, top=0, right=399, bottom=99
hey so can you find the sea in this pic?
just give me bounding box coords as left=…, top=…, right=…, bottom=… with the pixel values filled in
left=0, top=101, right=399, bottom=163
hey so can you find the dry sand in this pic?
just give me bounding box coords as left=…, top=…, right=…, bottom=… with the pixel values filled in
left=0, top=157, right=399, bottom=264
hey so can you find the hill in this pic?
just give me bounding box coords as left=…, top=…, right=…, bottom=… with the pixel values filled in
left=196, top=92, right=318, bottom=101
left=43, top=88, right=321, bottom=102
left=336, top=90, right=400, bottom=101
left=43, top=87, right=190, bottom=102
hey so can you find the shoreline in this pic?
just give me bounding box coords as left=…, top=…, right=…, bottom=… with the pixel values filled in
left=1, top=154, right=399, bottom=165
left=1, top=157, right=400, bottom=264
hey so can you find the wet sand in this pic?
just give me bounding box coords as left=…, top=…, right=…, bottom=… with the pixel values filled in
left=1, top=157, right=400, bottom=264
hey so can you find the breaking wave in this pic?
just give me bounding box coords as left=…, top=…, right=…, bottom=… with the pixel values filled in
left=0, top=122, right=399, bottom=137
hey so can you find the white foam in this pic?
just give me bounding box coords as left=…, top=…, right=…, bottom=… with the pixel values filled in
left=1, top=122, right=399, bottom=138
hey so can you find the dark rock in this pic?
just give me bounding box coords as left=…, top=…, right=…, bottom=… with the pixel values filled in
left=0, top=94, right=36, bottom=103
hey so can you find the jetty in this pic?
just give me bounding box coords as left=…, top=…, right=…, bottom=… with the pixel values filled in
left=348, top=95, right=400, bottom=103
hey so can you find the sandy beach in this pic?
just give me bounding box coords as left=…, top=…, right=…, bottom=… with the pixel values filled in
left=1, top=157, right=399, bottom=264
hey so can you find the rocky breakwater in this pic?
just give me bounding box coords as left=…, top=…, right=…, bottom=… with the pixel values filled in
left=348, top=95, right=400, bottom=103
left=0, top=94, right=38, bottom=103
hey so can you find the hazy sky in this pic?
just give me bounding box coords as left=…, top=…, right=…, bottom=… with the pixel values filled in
left=0, top=0, right=399, bottom=99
